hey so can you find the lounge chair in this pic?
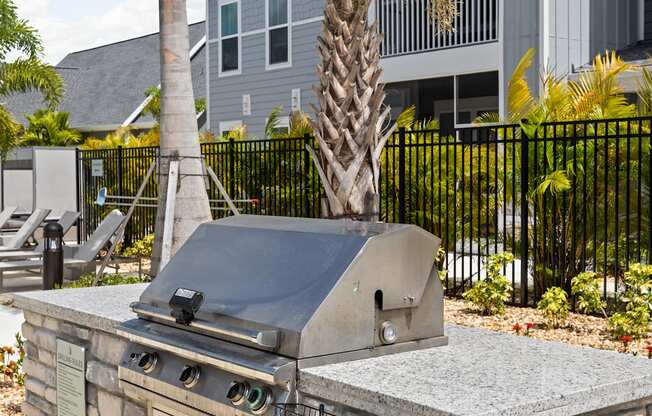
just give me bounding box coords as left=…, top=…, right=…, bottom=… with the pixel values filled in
left=0, top=210, right=125, bottom=289
left=0, top=206, right=17, bottom=230
left=0, top=211, right=80, bottom=260
left=0, top=208, right=51, bottom=251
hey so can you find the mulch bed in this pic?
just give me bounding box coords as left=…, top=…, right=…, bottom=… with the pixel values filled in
left=445, top=297, right=652, bottom=356
left=0, top=382, right=23, bottom=416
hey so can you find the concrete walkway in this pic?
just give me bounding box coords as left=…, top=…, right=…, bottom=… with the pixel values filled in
left=0, top=304, right=23, bottom=347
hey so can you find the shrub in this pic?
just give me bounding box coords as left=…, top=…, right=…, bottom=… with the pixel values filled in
left=607, top=263, right=652, bottom=341
left=123, top=234, right=154, bottom=259
left=571, top=271, right=607, bottom=317
left=537, top=287, right=569, bottom=328
left=463, top=253, right=515, bottom=315
left=58, top=273, right=150, bottom=289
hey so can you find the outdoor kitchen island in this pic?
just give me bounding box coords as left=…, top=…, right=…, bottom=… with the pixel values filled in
left=13, top=284, right=652, bottom=416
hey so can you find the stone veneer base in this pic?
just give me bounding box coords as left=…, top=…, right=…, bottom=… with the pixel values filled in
left=12, top=284, right=652, bottom=416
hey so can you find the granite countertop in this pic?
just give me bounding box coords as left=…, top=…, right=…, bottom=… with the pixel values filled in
left=13, top=284, right=147, bottom=334
left=13, top=285, right=652, bottom=415
left=301, top=325, right=652, bottom=416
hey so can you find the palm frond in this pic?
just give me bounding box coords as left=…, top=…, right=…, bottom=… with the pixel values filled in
left=535, top=170, right=571, bottom=197
left=396, top=105, right=416, bottom=129
left=0, top=58, right=63, bottom=108
left=265, top=106, right=283, bottom=138
left=0, top=105, right=20, bottom=160
left=568, top=51, right=634, bottom=120
left=507, top=48, right=536, bottom=122
left=637, top=63, right=652, bottom=116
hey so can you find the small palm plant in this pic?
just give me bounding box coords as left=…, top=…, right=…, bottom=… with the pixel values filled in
left=20, top=110, right=81, bottom=146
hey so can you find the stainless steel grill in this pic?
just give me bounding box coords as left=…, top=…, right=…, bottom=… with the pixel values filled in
left=117, top=216, right=446, bottom=416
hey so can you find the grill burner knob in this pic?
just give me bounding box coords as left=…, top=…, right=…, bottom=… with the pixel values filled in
left=137, top=353, right=158, bottom=374
left=379, top=321, right=398, bottom=345
left=226, top=381, right=250, bottom=406
left=179, top=365, right=201, bottom=388
left=247, top=386, right=273, bottom=414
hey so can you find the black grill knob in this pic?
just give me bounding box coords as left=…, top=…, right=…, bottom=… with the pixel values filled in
left=137, top=353, right=158, bottom=373
left=226, top=381, right=250, bottom=406
left=179, top=365, right=201, bottom=388
left=247, top=386, right=273, bottom=414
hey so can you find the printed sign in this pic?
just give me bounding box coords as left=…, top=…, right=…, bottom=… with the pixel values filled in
left=56, top=339, right=86, bottom=416
left=91, top=160, right=103, bottom=177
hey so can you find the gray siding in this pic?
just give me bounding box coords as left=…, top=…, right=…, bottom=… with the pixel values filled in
left=209, top=24, right=321, bottom=138
left=548, top=0, right=591, bottom=76
left=502, top=0, right=541, bottom=107
left=208, top=0, right=324, bottom=138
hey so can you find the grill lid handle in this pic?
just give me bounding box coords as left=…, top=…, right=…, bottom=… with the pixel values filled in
left=169, top=288, right=204, bottom=325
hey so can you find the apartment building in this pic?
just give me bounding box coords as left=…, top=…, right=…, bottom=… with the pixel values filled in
left=206, top=0, right=642, bottom=138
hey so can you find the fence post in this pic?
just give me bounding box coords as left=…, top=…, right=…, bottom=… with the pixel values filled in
left=303, top=134, right=312, bottom=218
left=228, top=138, right=236, bottom=199
left=398, top=127, right=406, bottom=224
left=519, top=121, right=530, bottom=306
left=75, top=148, right=81, bottom=244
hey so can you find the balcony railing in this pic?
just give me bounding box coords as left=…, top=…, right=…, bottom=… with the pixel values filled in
left=375, top=0, right=499, bottom=58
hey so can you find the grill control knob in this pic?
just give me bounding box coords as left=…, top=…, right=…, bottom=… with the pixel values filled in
left=137, top=353, right=158, bottom=374
left=226, top=381, right=250, bottom=406
left=247, top=386, right=273, bottom=414
left=179, top=365, right=201, bottom=388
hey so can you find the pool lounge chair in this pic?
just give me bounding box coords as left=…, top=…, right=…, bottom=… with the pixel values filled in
left=0, top=206, right=17, bottom=230
left=0, top=208, right=51, bottom=251
left=0, top=211, right=80, bottom=260
left=0, top=210, right=125, bottom=289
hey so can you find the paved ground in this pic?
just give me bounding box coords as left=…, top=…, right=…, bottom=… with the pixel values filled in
left=0, top=305, right=23, bottom=347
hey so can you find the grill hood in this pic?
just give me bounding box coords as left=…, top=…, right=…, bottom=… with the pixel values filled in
left=131, top=216, right=445, bottom=360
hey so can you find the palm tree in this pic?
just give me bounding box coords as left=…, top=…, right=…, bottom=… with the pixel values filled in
left=0, top=0, right=63, bottom=159
left=312, top=0, right=455, bottom=220
left=151, top=0, right=212, bottom=273
left=20, top=110, right=81, bottom=146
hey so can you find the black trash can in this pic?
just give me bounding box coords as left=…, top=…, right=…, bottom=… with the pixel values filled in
left=42, top=222, right=63, bottom=290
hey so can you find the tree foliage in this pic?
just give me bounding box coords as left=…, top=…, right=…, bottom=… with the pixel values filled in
left=0, top=0, right=64, bottom=159
left=20, top=109, right=81, bottom=146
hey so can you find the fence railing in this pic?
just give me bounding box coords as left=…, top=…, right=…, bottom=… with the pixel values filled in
left=375, top=0, right=498, bottom=58
left=77, top=117, right=652, bottom=305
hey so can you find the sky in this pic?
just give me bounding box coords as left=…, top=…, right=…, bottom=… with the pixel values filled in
left=16, top=0, right=206, bottom=65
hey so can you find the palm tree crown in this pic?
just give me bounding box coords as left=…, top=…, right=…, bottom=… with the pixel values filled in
left=0, top=0, right=64, bottom=158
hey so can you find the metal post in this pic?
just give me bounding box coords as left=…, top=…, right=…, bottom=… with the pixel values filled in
left=303, top=134, right=311, bottom=218
left=520, top=122, right=530, bottom=305
left=75, top=148, right=81, bottom=244
left=398, top=127, right=407, bottom=224
left=42, top=222, right=64, bottom=290
left=228, top=138, right=236, bottom=199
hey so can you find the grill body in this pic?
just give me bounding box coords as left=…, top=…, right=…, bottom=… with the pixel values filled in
left=118, top=216, right=447, bottom=415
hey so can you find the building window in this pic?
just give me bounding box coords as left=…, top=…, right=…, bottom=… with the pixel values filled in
left=266, top=0, right=291, bottom=69
left=219, top=0, right=240, bottom=75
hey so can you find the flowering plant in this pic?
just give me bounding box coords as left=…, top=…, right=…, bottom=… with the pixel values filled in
left=0, top=333, right=25, bottom=386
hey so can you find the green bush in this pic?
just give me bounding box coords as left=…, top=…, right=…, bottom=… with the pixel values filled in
left=463, top=253, right=515, bottom=315
left=58, top=273, right=149, bottom=289
left=123, top=234, right=154, bottom=258
left=607, top=263, right=652, bottom=341
left=571, top=271, right=607, bottom=317
left=537, top=287, right=569, bottom=328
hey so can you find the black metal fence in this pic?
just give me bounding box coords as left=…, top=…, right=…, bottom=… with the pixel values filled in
left=77, top=117, right=652, bottom=305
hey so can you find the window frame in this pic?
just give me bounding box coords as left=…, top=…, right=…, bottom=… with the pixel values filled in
left=265, top=0, right=292, bottom=70
left=218, top=0, right=241, bottom=77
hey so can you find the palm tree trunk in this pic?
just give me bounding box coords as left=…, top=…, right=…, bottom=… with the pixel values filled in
left=151, top=0, right=212, bottom=274
left=311, top=0, right=394, bottom=221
